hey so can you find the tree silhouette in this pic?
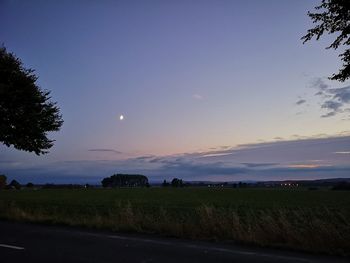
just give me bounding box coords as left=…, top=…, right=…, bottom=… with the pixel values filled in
left=302, top=0, right=350, bottom=81
left=101, top=174, right=149, bottom=187
left=26, top=182, right=34, bottom=188
left=171, top=178, right=183, bottom=187
left=0, top=46, right=63, bottom=154
left=9, top=179, right=21, bottom=190
left=0, top=174, right=6, bottom=189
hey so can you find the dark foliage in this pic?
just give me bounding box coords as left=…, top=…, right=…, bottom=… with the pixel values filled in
left=9, top=179, right=21, bottom=190
left=42, top=184, right=84, bottom=189
left=0, top=46, right=63, bottom=155
left=162, top=179, right=170, bottom=187
left=101, top=174, right=149, bottom=188
left=171, top=178, right=183, bottom=187
left=0, top=174, right=6, bottom=189
left=302, top=0, right=350, bottom=81
left=332, top=181, right=350, bottom=190
left=26, top=182, right=34, bottom=188
left=238, top=182, right=247, bottom=188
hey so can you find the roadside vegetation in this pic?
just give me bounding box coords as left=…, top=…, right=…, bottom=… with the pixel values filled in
left=0, top=188, right=349, bottom=256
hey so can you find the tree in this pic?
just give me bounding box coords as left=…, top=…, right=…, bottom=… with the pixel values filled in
left=171, top=178, right=183, bottom=187
left=302, top=0, right=350, bottom=81
left=101, top=174, right=149, bottom=188
left=0, top=174, right=7, bottom=189
left=9, top=179, right=21, bottom=190
left=26, top=182, right=34, bottom=188
left=162, top=179, right=170, bottom=187
left=0, top=46, right=63, bottom=155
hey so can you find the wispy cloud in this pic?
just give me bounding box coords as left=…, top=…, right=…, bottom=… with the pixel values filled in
left=285, top=164, right=327, bottom=169
left=321, top=111, right=337, bottom=118
left=200, top=152, right=233, bottom=158
left=134, top=155, right=154, bottom=159
left=330, top=87, right=350, bottom=104
left=241, top=163, right=279, bottom=168
left=312, top=78, right=350, bottom=118
left=321, top=100, right=342, bottom=112
left=88, top=149, right=122, bottom=154
left=193, top=94, right=204, bottom=100
left=3, top=136, right=350, bottom=183
left=296, top=99, right=306, bottom=105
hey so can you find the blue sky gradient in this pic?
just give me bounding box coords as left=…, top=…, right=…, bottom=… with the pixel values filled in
left=1, top=0, right=350, bottom=183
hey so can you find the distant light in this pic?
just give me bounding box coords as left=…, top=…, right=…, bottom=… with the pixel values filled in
left=119, top=115, right=124, bottom=121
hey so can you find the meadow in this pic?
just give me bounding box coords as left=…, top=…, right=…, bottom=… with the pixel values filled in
left=0, top=187, right=349, bottom=256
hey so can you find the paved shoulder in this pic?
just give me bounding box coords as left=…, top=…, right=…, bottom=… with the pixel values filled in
left=0, top=221, right=347, bottom=263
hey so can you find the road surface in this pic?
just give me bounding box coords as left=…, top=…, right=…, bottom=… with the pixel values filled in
left=0, top=221, right=347, bottom=263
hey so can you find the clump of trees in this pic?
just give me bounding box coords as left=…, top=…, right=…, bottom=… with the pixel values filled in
left=0, top=175, right=36, bottom=190
left=171, top=178, right=183, bottom=187
left=162, top=178, right=184, bottom=187
left=101, top=174, right=149, bottom=188
left=9, top=179, right=21, bottom=190
left=26, top=182, right=34, bottom=188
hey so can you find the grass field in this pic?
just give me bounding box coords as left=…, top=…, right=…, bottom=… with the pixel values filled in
left=0, top=188, right=349, bottom=256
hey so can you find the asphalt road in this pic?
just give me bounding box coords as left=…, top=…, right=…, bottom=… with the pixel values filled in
left=0, top=221, right=347, bottom=263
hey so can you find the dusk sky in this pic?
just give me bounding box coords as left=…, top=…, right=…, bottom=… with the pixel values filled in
left=1, top=0, right=350, bottom=183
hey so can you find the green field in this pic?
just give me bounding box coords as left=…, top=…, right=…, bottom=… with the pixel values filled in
left=0, top=188, right=349, bottom=255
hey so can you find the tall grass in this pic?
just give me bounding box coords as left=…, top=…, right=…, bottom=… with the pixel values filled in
left=0, top=197, right=348, bottom=256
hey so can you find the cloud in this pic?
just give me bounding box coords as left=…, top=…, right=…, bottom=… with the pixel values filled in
left=312, top=78, right=329, bottom=91
left=157, top=160, right=247, bottom=178
left=321, top=100, right=342, bottom=117
left=241, top=163, right=279, bottom=168
left=296, top=99, right=306, bottom=105
left=200, top=152, right=233, bottom=158
left=3, top=135, right=350, bottom=183
left=134, top=155, right=155, bottom=160
left=321, top=111, right=337, bottom=118
left=193, top=94, right=204, bottom=100
left=88, top=149, right=122, bottom=154
left=285, top=164, right=328, bottom=169
left=330, top=86, right=350, bottom=103
left=312, top=78, right=350, bottom=118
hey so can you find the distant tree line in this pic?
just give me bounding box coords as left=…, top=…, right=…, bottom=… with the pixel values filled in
left=0, top=175, right=35, bottom=190
left=42, top=184, right=86, bottom=189
left=162, top=178, right=184, bottom=187
left=101, top=174, right=149, bottom=188
left=332, top=181, right=350, bottom=191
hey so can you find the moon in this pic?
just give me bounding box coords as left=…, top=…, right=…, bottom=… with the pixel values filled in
left=119, top=115, right=124, bottom=121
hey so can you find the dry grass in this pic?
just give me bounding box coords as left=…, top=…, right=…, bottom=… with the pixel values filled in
left=0, top=199, right=349, bottom=256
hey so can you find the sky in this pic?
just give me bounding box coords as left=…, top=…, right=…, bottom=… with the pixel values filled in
left=1, top=0, right=350, bottom=183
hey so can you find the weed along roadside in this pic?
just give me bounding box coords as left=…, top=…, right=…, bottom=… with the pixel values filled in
left=0, top=187, right=349, bottom=256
